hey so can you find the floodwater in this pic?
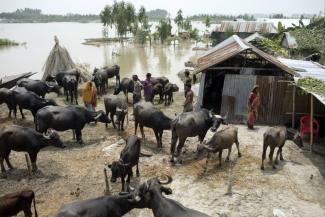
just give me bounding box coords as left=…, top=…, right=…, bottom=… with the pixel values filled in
left=0, top=22, right=209, bottom=86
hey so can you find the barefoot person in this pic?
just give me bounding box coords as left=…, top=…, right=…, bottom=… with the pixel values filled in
left=132, top=74, right=142, bottom=104
left=142, top=73, right=153, bottom=102
left=82, top=81, right=97, bottom=111
left=247, top=85, right=260, bottom=129
left=183, top=83, right=194, bottom=112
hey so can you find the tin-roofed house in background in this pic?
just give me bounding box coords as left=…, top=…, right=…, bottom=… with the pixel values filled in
left=211, top=21, right=278, bottom=45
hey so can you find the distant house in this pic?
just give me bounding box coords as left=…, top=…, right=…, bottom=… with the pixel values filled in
left=195, top=35, right=296, bottom=125
left=281, top=32, right=298, bottom=49
left=211, top=21, right=278, bottom=45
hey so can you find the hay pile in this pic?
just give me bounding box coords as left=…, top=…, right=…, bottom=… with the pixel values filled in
left=41, top=36, right=92, bottom=82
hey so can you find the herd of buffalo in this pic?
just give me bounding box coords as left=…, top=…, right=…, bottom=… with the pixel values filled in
left=0, top=66, right=304, bottom=217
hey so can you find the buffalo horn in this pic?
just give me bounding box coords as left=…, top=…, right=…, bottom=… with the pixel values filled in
left=157, top=175, right=173, bottom=185
left=43, top=132, right=51, bottom=140
left=94, top=112, right=102, bottom=120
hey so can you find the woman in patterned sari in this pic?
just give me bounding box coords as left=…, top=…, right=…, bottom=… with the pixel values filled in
left=247, top=85, right=260, bottom=129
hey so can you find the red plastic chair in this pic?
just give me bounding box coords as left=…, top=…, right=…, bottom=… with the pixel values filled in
left=300, top=116, right=320, bottom=139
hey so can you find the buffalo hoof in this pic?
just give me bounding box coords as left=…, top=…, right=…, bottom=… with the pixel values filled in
left=238, top=153, right=242, bottom=158
left=274, top=160, right=279, bottom=165
left=225, top=157, right=230, bottom=162
left=261, top=165, right=264, bottom=170
left=136, top=172, right=140, bottom=177
left=280, top=157, right=284, bottom=161
left=78, top=140, right=84, bottom=145
left=272, top=165, right=277, bottom=169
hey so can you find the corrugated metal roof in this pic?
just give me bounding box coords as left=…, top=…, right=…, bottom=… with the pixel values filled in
left=196, top=35, right=295, bottom=76
left=281, top=32, right=298, bottom=49
left=216, top=21, right=278, bottom=34
left=244, top=32, right=265, bottom=42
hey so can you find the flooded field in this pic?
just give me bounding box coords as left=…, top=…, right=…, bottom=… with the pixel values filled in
left=0, top=89, right=324, bottom=217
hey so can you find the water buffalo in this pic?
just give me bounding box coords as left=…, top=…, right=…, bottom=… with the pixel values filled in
left=163, top=83, right=179, bottom=105
left=11, top=87, right=57, bottom=119
left=62, top=74, right=78, bottom=104
left=46, top=69, right=81, bottom=87
left=0, top=88, right=15, bottom=118
left=104, top=95, right=128, bottom=131
left=133, top=176, right=211, bottom=217
left=170, top=109, right=227, bottom=163
left=35, top=105, right=111, bottom=144
left=92, top=68, right=107, bottom=95
left=17, top=78, right=60, bottom=98
left=151, top=76, right=169, bottom=88
left=134, top=102, right=172, bottom=149
left=197, top=126, right=241, bottom=171
left=114, top=77, right=134, bottom=100
left=152, top=83, right=164, bottom=104
left=261, top=126, right=303, bottom=170
left=94, top=65, right=120, bottom=90
left=108, top=135, right=151, bottom=192
left=55, top=192, right=146, bottom=217
left=0, top=125, right=64, bottom=178
left=0, top=189, right=38, bottom=217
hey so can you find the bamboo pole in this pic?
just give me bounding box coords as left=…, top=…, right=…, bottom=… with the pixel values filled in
left=292, top=85, right=296, bottom=128
left=25, top=154, right=32, bottom=178
left=104, top=168, right=110, bottom=195
left=310, top=94, right=314, bottom=152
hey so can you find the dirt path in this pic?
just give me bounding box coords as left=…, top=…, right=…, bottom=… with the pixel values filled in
left=0, top=92, right=324, bottom=217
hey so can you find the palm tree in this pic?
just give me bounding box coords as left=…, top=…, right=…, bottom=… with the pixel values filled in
left=174, top=9, right=184, bottom=34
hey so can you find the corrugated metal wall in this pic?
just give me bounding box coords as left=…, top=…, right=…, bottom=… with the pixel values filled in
left=221, top=74, right=289, bottom=125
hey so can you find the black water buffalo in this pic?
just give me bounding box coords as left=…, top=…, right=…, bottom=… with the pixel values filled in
left=104, top=95, right=128, bottom=131
left=134, top=176, right=210, bottom=217
left=0, top=125, right=64, bottom=177
left=151, top=76, right=169, bottom=88
left=163, top=83, right=179, bottom=105
left=17, top=78, right=60, bottom=98
left=261, top=126, right=303, bottom=170
left=55, top=192, right=146, bottom=217
left=94, top=65, right=121, bottom=90
left=134, top=102, right=172, bottom=149
left=0, top=88, right=15, bottom=118
left=0, top=189, right=38, bottom=217
left=108, top=135, right=151, bottom=192
left=12, top=87, right=57, bottom=119
left=46, top=69, right=81, bottom=87
left=62, top=74, right=78, bottom=104
left=197, top=126, right=241, bottom=171
left=152, top=83, right=164, bottom=104
left=170, top=109, right=227, bottom=163
left=92, top=68, right=107, bottom=95
left=114, top=77, right=134, bottom=99
left=35, top=105, right=111, bottom=144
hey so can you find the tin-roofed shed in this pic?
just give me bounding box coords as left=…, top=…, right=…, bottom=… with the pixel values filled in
left=195, top=35, right=296, bottom=125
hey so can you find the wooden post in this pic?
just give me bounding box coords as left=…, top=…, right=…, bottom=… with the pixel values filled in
left=292, top=85, right=296, bottom=128
left=104, top=168, right=110, bottom=195
left=310, top=94, right=314, bottom=152
left=25, top=154, right=32, bottom=178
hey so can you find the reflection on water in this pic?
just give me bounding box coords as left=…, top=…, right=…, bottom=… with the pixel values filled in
left=0, top=23, right=205, bottom=87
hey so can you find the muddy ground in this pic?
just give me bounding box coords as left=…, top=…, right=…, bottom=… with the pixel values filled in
left=0, top=89, right=325, bottom=217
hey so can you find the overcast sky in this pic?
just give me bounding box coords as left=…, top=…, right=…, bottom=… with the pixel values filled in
left=0, top=0, right=323, bottom=16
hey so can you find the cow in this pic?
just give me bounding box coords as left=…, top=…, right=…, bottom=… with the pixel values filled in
left=0, top=88, right=15, bottom=118
left=35, top=105, right=111, bottom=144
left=197, top=126, right=241, bottom=171
left=0, top=125, right=64, bottom=178
left=104, top=95, right=128, bottom=131
left=134, top=102, right=172, bottom=149
left=55, top=192, right=146, bottom=217
left=0, top=189, right=38, bottom=217
left=113, top=77, right=134, bottom=100
left=62, top=74, right=78, bottom=104
left=261, top=126, right=303, bottom=170
left=133, top=176, right=211, bottom=217
left=152, top=83, right=164, bottom=104
left=17, top=78, right=60, bottom=98
left=170, top=109, right=227, bottom=163
left=11, top=87, right=57, bottom=119
left=108, top=135, right=151, bottom=192
left=163, top=83, right=179, bottom=106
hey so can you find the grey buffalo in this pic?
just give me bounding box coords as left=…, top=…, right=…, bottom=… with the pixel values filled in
left=163, top=83, right=179, bottom=106
left=35, top=105, right=111, bottom=144
left=134, top=102, right=172, bottom=149
left=0, top=125, right=64, bottom=177
left=104, top=95, right=128, bottom=131
left=261, top=126, right=303, bottom=170
left=171, top=109, right=227, bottom=163
left=0, top=88, right=15, bottom=118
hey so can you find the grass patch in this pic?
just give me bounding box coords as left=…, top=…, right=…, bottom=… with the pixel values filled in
left=0, top=38, right=19, bottom=46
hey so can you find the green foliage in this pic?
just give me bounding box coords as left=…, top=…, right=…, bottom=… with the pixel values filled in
left=0, top=38, right=19, bottom=46
left=187, top=13, right=255, bottom=23
left=156, top=19, right=172, bottom=43
left=277, top=21, right=285, bottom=33
left=174, top=9, right=184, bottom=33
left=146, top=9, right=168, bottom=20
left=190, top=28, right=200, bottom=41
left=251, top=38, right=288, bottom=57
left=183, top=18, right=192, bottom=32
left=138, top=6, right=146, bottom=24
left=297, top=77, right=325, bottom=96
left=100, top=5, right=113, bottom=27
left=204, top=16, right=211, bottom=29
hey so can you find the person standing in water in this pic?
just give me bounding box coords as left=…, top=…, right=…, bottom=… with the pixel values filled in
left=183, top=83, right=194, bottom=112
left=142, top=73, right=153, bottom=102
left=82, top=81, right=97, bottom=111
left=132, top=74, right=142, bottom=104
left=247, top=85, right=260, bottom=129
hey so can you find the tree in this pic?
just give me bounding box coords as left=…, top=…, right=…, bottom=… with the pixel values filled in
left=156, top=19, right=171, bottom=43
left=174, top=9, right=184, bottom=34
left=138, top=6, right=146, bottom=24
left=100, top=5, right=113, bottom=27
left=277, top=21, right=285, bottom=33
left=183, top=18, right=192, bottom=32
left=204, top=16, right=211, bottom=30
